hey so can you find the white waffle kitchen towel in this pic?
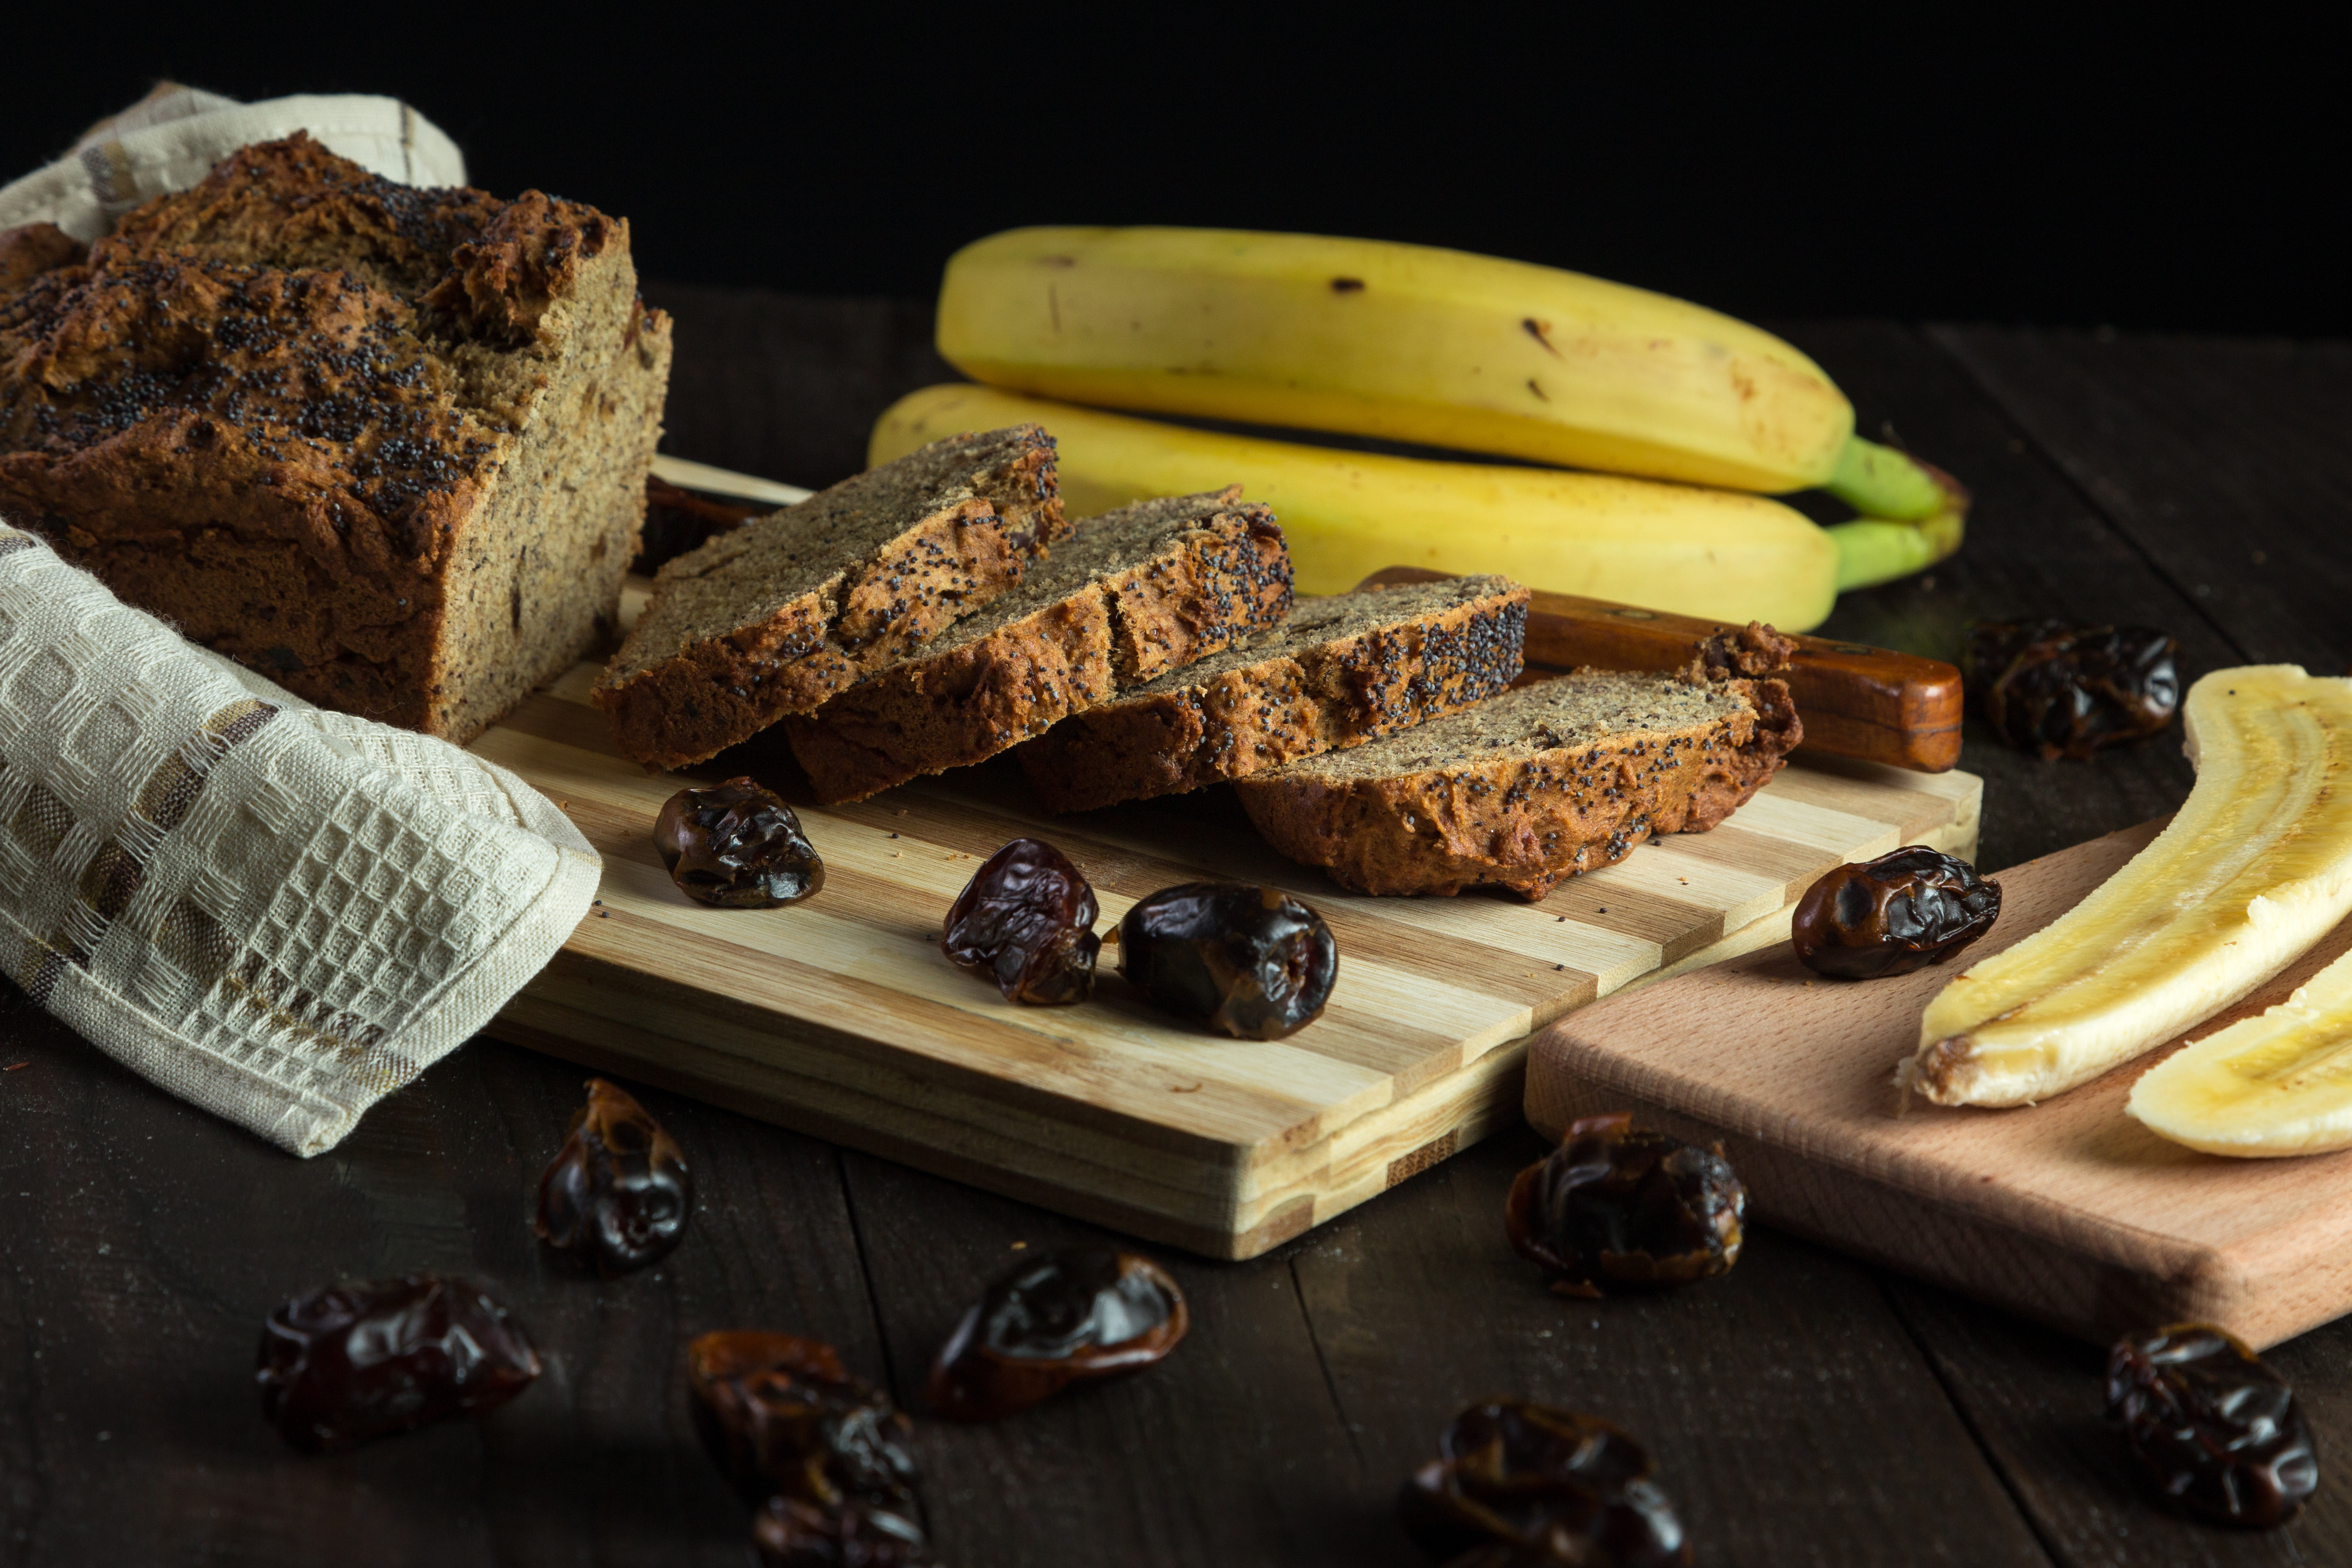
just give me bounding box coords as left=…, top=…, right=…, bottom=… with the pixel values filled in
left=0, top=525, right=599, bottom=1156
left=0, top=81, right=466, bottom=240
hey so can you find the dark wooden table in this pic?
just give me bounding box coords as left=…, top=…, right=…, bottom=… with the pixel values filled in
left=5, top=290, right=2350, bottom=1567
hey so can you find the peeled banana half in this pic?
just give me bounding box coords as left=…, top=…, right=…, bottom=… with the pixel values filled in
left=1906, top=667, right=2352, bottom=1109
left=2129, top=944, right=2352, bottom=1155
left=872, top=382, right=1841, bottom=630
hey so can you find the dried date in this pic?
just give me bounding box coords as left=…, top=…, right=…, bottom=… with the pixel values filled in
left=1791, top=846, right=2001, bottom=980
left=535, top=1077, right=692, bottom=1276
left=754, top=1496, right=933, bottom=1567
left=1117, top=882, right=1337, bottom=1039
left=257, top=1274, right=541, bottom=1452
left=1964, top=619, right=2180, bottom=760
left=687, top=1330, right=919, bottom=1511
left=1400, top=1399, right=1690, bottom=1567
left=655, top=776, right=824, bottom=907
left=2107, top=1324, right=2318, bottom=1527
left=942, top=838, right=1100, bottom=1004
left=927, top=1246, right=1190, bottom=1421
left=1505, top=1114, right=1746, bottom=1297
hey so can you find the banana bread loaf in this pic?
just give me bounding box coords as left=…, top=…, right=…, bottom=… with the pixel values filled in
left=0, top=134, right=672, bottom=743
left=1014, top=575, right=1529, bottom=813
left=784, top=487, right=1292, bottom=802
left=1234, top=645, right=1802, bottom=898
left=593, top=425, right=1064, bottom=770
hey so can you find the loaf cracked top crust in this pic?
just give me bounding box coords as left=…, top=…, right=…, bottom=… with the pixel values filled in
left=1234, top=636, right=1802, bottom=898
left=593, top=425, right=1065, bottom=769
left=0, top=133, right=673, bottom=740
left=784, top=488, right=1293, bottom=802
left=0, top=134, right=635, bottom=575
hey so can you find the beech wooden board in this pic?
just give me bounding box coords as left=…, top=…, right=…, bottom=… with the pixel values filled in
left=1525, top=820, right=2352, bottom=1350
left=471, top=661, right=1980, bottom=1259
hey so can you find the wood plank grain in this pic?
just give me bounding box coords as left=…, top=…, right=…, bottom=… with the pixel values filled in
left=0, top=980, right=882, bottom=1566
left=1795, top=320, right=2217, bottom=876
left=643, top=282, right=954, bottom=492
left=1932, top=325, right=2352, bottom=679
left=1884, top=1278, right=2352, bottom=1568
left=1358, top=565, right=1965, bottom=772
left=1289, top=1128, right=2056, bottom=1568
left=838, top=1152, right=1405, bottom=1568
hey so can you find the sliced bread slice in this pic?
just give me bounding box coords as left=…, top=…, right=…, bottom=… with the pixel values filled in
left=784, top=488, right=1292, bottom=803
left=1015, top=575, right=1529, bottom=813
left=1233, top=648, right=1802, bottom=899
left=594, top=425, right=1063, bottom=769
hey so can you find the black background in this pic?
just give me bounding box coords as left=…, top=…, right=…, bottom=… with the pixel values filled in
left=4, top=9, right=2338, bottom=333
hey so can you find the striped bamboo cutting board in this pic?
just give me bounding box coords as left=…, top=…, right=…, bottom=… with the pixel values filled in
left=472, top=661, right=1981, bottom=1259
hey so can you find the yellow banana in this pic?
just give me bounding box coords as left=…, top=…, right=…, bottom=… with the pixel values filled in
left=871, top=383, right=1840, bottom=629
left=937, top=225, right=1950, bottom=524
left=1908, top=667, right=2352, bottom=1109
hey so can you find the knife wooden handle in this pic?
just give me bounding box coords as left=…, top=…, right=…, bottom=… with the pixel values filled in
left=1356, top=566, right=1963, bottom=773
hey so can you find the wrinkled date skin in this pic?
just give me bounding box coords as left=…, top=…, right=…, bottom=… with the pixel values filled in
left=942, top=838, right=1100, bottom=1004
left=257, top=1274, right=542, bottom=1452
left=687, top=1331, right=920, bottom=1512
left=753, top=1496, right=934, bottom=1568
left=927, top=1247, right=1190, bottom=1421
left=655, top=776, right=825, bottom=908
left=1118, top=882, right=1338, bottom=1039
left=1792, top=846, right=2002, bottom=980
left=2107, top=1324, right=2318, bottom=1527
left=1964, top=619, right=2180, bottom=760
left=1505, top=1114, right=1747, bottom=1298
left=534, top=1077, right=692, bottom=1276
left=1399, top=1400, right=1691, bottom=1568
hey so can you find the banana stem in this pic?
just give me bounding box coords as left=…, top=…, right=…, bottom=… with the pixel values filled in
left=1824, top=435, right=1952, bottom=521
left=1822, top=435, right=1973, bottom=589
left=1831, top=509, right=1967, bottom=591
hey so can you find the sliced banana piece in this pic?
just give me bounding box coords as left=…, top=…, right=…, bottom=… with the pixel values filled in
left=1907, top=666, right=2352, bottom=1108
left=2129, top=945, right=2352, bottom=1154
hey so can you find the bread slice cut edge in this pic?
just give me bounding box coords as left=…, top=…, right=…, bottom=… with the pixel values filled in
left=784, top=489, right=1293, bottom=803
left=1015, top=574, right=1530, bottom=813
left=592, top=425, right=1062, bottom=769
left=1233, top=665, right=1802, bottom=899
